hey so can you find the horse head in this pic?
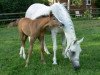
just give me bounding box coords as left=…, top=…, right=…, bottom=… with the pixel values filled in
left=66, top=38, right=84, bottom=70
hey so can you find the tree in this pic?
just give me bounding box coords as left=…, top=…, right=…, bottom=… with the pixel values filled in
left=95, top=0, right=100, bottom=8
left=0, top=0, right=49, bottom=13
left=71, top=0, right=82, bottom=7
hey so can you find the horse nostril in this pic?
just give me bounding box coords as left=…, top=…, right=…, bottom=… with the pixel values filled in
left=74, top=65, right=80, bottom=70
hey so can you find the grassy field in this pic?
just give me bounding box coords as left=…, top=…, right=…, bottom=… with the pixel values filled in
left=0, top=20, right=100, bottom=75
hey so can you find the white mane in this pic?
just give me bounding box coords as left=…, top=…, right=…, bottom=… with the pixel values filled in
left=50, top=3, right=76, bottom=40
left=51, top=3, right=71, bottom=25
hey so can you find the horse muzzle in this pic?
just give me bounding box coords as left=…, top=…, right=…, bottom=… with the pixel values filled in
left=71, top=60, right=80, bottom=70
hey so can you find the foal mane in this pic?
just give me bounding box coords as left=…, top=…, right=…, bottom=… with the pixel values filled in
left=35, top=11, right=53, bottom=19
left=35, top=15, right=49, bottom=19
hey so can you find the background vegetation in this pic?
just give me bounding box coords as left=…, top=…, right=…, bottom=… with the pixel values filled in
left=0, top=0, right=49, bottom=13
left=0, top=0, right=100, bottom=13
left=95, top=0, right=100, bottom=8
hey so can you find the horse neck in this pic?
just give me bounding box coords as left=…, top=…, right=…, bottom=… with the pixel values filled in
left=64, top=21, right=77, bottom=45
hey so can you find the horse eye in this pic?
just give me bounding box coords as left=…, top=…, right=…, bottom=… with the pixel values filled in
left=71, top=51, right=75, bottom=56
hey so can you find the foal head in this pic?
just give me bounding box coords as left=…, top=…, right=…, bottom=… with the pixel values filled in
left=44, top=16, right=61, bottom=28
left=66, top=38, right=84, bottom=70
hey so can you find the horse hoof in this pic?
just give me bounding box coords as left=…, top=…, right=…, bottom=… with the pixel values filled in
left=19, top=54, right=23, bottom=58
left=25, top=64, right=28, bottom=67
left=64, top=55, right=68, bottom=58
left=62, top=53, right=68, bottom=58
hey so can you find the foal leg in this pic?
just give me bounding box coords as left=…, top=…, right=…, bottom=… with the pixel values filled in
left=25, top=36, right=35, bottom=67
left=39, top=33, right=46, bottom=64
left=51, top=28, right=57, bottom=64
left=44, top=36, right=50, bottom=54
left=19, top=32, right=27, bottom=59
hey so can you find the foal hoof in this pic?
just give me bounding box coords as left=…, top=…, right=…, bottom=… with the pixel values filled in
left=53, top=62, right=57, bottom=65
left=45, top=51, right=50, bottom=55
left=41, top=60, right=46, bottom=64
left=23, top=54, right=26, bottom=59
left=42, top=62, right=46, bottom=64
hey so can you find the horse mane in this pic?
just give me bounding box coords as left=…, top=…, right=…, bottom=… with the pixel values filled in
left=50, top=3, right=72, bottom=25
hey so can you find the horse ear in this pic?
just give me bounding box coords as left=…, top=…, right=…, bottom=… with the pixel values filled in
left=77, top=37, right=84, bottom=44
left=73, top=40, right=77, bottom=44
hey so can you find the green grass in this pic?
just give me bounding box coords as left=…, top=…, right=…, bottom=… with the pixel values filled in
left=0, top=20, right=100, bottom=75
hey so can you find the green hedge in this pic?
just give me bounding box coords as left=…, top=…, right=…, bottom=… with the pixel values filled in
left=0, top=0, right=49, bottom=13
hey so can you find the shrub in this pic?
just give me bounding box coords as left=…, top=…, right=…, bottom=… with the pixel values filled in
left=95, top=0, right=100, bottom=8
left=0, top=0, right=49, bottom=13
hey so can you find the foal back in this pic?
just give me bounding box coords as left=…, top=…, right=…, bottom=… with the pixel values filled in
left=18, top=17, right=50, bottom=36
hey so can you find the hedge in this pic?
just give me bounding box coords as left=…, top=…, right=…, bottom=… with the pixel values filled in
left=0, top=0, right=49, bottom=13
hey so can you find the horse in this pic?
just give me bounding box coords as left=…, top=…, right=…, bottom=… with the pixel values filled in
left=25, top=3, right=84, bottom=70
left=18, top=16, right=59, bottom=67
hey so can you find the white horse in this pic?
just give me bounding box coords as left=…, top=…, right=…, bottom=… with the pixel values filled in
left=20, top=3, right=84, bottom=69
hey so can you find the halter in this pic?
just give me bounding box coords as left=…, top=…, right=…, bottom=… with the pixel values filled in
left=66, top=40, right=76, bottom=52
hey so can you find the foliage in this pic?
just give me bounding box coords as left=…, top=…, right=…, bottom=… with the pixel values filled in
left=83, top=10, right=92, bottom=18
left=71, top=0, right=82, bottom=7
left=0, top=0, right=49, bottom=13
left=95, top=0, right=100, bottom=8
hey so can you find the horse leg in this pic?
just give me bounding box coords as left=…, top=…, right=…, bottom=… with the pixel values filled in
left=62, top=33, right=67, bottom=58
left=63, top=30, right=71, bottom=55
left=19, top=32, right=27, bottom=59
left=44, top=36, right=50, bottom=54
left=51, top=28, right=57, bottom=64
left=39, top=32, right=46, bottom=64
left=25, top=36, right=35, bottom=67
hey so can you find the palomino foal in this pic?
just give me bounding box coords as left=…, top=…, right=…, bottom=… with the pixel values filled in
left=18, top=16, right=59, bottom=67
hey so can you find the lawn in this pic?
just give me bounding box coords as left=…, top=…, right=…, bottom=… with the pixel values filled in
left=0, top=20, right=100, bottom=75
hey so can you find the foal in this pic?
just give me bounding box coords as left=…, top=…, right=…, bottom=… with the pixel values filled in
left=18, top=16, right=59, bottom=67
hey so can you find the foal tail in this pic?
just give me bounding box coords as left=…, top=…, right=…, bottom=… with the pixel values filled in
left=16, top=19, right=20, bottom=25
left=7, top=18, right=20, bottom=28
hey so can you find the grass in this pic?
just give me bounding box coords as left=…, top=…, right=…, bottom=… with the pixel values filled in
left=0, top=19, right=100, bottom=75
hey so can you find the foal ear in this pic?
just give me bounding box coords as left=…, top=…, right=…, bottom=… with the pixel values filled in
left=49, top=11, right=53, bottom=18
left=77, top=37, right=84, bottom=44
